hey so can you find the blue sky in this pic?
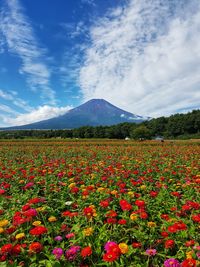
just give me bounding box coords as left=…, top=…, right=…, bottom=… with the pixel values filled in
left=0, top=0, right=200, bottom=127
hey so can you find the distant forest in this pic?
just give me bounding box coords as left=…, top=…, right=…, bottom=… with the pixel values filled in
left=0, top=109, right=199, bottom=140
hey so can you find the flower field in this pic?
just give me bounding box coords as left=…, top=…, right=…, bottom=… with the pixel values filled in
left=0, top=140, right=199, bottom=267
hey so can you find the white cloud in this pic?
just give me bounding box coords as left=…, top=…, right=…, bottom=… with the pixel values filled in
left=0, top=0, right=56, bottom=104
left=0, top=105, right=72, bottom=127
left=81, top=0, right=96, bottom=6
left=0, top=89, right=32, bottom=111
left=79, top=0, right=200, bottom=117
left=0, top=104, right=19, bottom=114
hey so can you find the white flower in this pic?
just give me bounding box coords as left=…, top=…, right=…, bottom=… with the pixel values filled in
left=65, top=201, right=73, bottom=206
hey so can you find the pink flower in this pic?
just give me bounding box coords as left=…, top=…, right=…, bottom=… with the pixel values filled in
left=65, top=233, right=75, bottom=239
left=65, top=246, right=80, bottom=261
left=52, top=248, right=63, bottom=259
left=145, top=249, right=157, bottom=256
left=164, top=258, right=181, bottom=267
left=104, top=241, right=117, bottom=252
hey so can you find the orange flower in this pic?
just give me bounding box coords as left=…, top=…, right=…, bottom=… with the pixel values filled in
left=81, top=246, right=92, bottom=258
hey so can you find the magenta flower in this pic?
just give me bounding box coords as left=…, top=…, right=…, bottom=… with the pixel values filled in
left=104, top=241, right=117, bottom=252
left=54, top=236, right=63, bottom=241
left=52, top=248, right=63, bottom=260
left=164, top=258, right=181, bottom=267
left=145, top=248, right=157, bottom=256
left=65, top=246, right=80, bottom=261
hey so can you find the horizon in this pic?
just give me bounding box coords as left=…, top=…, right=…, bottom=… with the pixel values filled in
left=0, top=0, right=200, bottom=127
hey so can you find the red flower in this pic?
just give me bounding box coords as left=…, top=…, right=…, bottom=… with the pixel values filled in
left=106, top=210, right=117, bottom=217
left=12, top=244, right=22, bottom=256
left=100, top=200, right=109, bottom=208
left=140, top=212, right=148, bottom=219
left=119, top=200, right=132, bottom=211
left=29, top=242, right=43, bottom=253
left=181, top=258, right=196, bottom=267
left=132, top=242, right=142, bottom=248
left=103, top=251, right=119, bottom=262
left=185, top=240, right=195, bottom=247
left=165, top=239, right=175, bottom=249
left=171, top=192, right=181, bottom=198
left=0, top=244, right=13, bottom=255
left=22, top=204, right=31, bottom=212
left=83, top=207, right=94, bottom=218
left=168, top=225, right=177, bottom=233
left=29, top=226, right=47, bottom=236
left=106, top=218, right=117, bottom=224
left=149, top=191, right=158, bottom=197
left=161, top=231, right=169, bottom=238
left=0, top=189, right=6, bottom=195
left=174, top=221, right=187, bottom=231
left=182, top=204, right=191, bottom=211
left=118, top=219, right=127, bottom=225
left=161, top=214, right=170, bottom=221
left=135, top=200, right=145, bottom=208
left=192, top=214, right=200, bottom=223
left=81, top=246, right=92, bottom=258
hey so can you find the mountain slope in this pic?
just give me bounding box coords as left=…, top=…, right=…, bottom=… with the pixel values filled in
left=1, top=99, right=150, bottom=130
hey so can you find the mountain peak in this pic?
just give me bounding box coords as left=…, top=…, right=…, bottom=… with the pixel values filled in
left=1, top=99, right=149, bottom=130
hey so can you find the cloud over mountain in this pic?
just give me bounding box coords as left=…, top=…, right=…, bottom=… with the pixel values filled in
left=79, top=0, right=200, bottom=117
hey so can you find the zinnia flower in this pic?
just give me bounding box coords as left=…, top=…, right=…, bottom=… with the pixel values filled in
left=0, top=220, right=9, bottom=227
left=15, top=233, right=25, bottom=240
left=81, top=246, right=92, bottom=258
left=104, top=241, right=118, bottom=252
left=65, top=233, right=75, bottom=239
left=48, top=216, right=57, bottom=222
left=164, top=258, right=181, bottom=267
left=147, top=221, right=156, bottom=228
left=145, top=249, right=157, bottom=256
left=29, top=242, right=43, bottom=253
left=65, top=246, right=80, bottom=261
left=119, top=243, right=129, bottom=254
left=29, top=226, right=47, bottom=236
left=83, top=227, right=93, bottom=236
left=181, top=258, right=196, bottom=267
left=52, top=248, right=63, bottom=260
left=54, top=236, right=63, bottom=241
left=0, top=244, right=13, bottom=254
left=103, top=251, right=119, bottom=262
left=165, top=239, right=175, bottom=249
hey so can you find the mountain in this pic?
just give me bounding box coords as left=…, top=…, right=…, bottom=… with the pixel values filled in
left=1, top=99, right=150, bottom=130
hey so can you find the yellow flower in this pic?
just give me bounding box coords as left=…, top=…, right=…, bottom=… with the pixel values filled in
left=130, top=214, right=138, bottom=221
left=36, top=207, right=45, bottom=212
left=15, top=233, right=25, bottom=240
left=111, top=190, right=118, bottom=195
left=83, top=227, right=93, bottom=236
left=119, top=243, right=129, bottom=254
left=91, top=174, right=96, bottom=179
left=0, top=219, right=9, bottom=227
left=186, top=251, right=194, bottom=259
left=32, top=221, right=42, bottom=226
left=97, top=187, right=105, bottom=193
left=128, top=191, right=134, bottom=196
left=68, top=183, right=76, bottom=189
left=147, top=221, right=156, bottom=228
left=48, top=216, right=57, bottom=222
left=0, top=227, right=4, bottom=234
left=140, top=185, right=146, bottom=190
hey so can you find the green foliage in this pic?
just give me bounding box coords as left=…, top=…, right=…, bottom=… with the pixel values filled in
left=0, top=109, right=199, bottom=140
left=130, top=126, right=151, bottom=140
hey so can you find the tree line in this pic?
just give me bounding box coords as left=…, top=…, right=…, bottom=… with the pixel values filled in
left=0, top=109, right=199, bottom=140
